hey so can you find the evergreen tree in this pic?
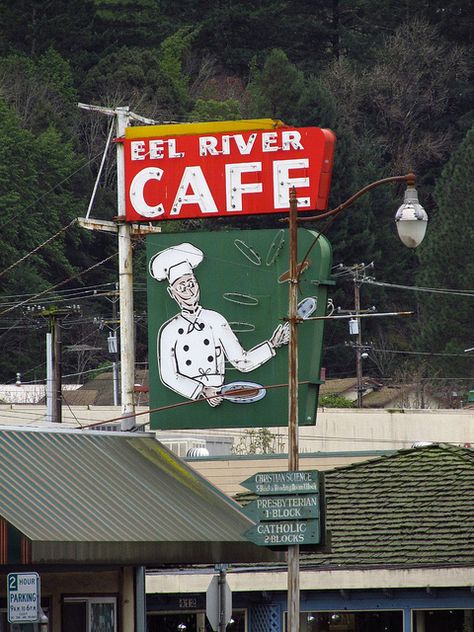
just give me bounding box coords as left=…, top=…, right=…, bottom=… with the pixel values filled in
left=246, top=49, right=304, bottom=121
left=415, top=125, right=474, bottom=376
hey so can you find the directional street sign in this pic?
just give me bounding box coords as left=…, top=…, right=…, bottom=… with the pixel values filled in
left=241, top=470, right=322, bottom=548
left=7, top=572, right=40, bottom=623
left=241, top=470, right=319, bottom=495
left=242, top=494, right=319, bottom=522
left=245, top=518, right=320, bottom=547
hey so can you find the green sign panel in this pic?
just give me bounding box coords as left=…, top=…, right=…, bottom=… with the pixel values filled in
left=245, top=519, right=320, bottom=547
left=146, top=228, right=332, bottom=430
left=242, top=494, right=319, bottom=522
left=241, top=470, right=319, bottom=495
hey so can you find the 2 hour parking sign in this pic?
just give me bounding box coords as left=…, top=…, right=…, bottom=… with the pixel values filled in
left=7, top=572, right=40, bottom=623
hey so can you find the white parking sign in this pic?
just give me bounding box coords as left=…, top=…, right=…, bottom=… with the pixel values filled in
left=7, top=572, right=40, bottom=622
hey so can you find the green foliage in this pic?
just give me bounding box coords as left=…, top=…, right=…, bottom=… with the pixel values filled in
left=232, top=428, right=282, bottom=455
left=159, top=27, right=197, bottom=107
left=0, top=49, right=77, bottom=133
left=415, top=125, right=474, bottom=375
left=246, top=49, right=304, bottom=121
left=0, top=2, right=472, bottom=388
left=319, top=394, right=355, bottom=408
left=82, top=45, right=191, bottom=116
left=189, top=98, right=241, bottom=122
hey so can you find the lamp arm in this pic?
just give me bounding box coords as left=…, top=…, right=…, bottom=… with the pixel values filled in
left=293, top=171, right=417, bottom=282
left=299, top=172, right=416, bottom=222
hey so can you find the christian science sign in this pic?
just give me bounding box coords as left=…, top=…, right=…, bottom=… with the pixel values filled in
left=124, top=126, right=335, bottom=221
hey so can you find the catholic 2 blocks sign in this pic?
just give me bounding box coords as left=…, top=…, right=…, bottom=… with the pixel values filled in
left=124, top=126, right=335, bottom=221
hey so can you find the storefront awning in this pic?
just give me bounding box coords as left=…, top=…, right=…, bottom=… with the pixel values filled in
left=0, top=427, right=278, bottom=565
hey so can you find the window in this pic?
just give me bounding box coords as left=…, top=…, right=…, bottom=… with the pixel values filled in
left=63, top=597, right=116, bottom=632
left=284, top=610, right=403, bottom=632
left=413, top=609, right=473, bottom=632
left=147, top=609, right=246, bottom=632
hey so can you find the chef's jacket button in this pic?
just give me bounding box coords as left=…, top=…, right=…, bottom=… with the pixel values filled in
left=183, top=345, right=189, bottom=351
left=204, top=339, right=210, bottom=345
left=186, top=360, right=192, bottom=366
left=178, top=328, right=184, bottom=334
left=207, top=356, right=213, bottom=363
left=199, top=323, right=205, bottom=330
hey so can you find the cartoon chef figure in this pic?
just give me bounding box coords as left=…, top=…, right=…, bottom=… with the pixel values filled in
left=149, top=242, right=289, bottom=407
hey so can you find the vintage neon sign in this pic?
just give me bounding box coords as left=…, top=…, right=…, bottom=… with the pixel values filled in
left=124, top=127, right=335, bottom=221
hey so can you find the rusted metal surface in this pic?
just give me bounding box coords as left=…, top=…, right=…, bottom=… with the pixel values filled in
left=298, top=172, right=416, bottom=222
left=288, top=188, right=299, bottom=473
left=287, top=187, right=300, bottom=632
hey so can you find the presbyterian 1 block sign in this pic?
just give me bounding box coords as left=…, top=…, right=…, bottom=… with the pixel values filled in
left=123, top=126, right=335, bottom=221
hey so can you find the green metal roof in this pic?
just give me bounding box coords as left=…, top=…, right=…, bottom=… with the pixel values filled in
left=0, top=427, right=277, bottom=565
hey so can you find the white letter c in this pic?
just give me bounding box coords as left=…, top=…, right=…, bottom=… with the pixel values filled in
left=129, top=167, right=165, bottom=218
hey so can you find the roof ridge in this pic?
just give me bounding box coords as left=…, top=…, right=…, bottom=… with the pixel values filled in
left=323, top=442, right=473, bottom=476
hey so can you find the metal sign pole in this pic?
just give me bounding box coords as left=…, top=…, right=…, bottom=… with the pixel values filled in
left=218, top=566, right=226, bottom=632
left=287, top=188, right=300, bottom=632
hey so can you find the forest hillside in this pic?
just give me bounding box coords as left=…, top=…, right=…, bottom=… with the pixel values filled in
left=0, top=0, right=472, bottom=403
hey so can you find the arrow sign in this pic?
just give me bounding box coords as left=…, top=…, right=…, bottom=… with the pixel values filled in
left=245, top=518, right=320, bottom=547
left=241, top=470, right=319, bottom=495
left=242, top=495, right=319, bottom=522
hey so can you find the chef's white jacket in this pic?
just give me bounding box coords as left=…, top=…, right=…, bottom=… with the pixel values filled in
left=158, top=307, right=275, bottom=400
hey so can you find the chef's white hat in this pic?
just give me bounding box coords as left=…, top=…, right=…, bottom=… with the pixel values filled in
left=149, top=242, right=204, bottom=284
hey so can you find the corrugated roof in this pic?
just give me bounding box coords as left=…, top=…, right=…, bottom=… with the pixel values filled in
left=237, top=444, right=474, bottom=569
left=0, top=427, right=275, bottom=565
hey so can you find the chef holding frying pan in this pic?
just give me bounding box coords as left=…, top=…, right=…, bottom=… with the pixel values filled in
left=149, top=242, right=289, bottom=407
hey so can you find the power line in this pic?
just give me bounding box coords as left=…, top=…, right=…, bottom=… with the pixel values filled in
left=0, top=146, right=112, bottom=236
left=0, top=252, right=118, bottom=318
left=0, top=282, right=116, bottom=301
left=371, top=347, right=472, bottom=358
left=0, top=219, right=77, bottom=281
left=364, top=278, right=474, bottom=297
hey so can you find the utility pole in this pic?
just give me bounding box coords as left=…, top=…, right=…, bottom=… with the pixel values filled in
left=353, top=265, right=364, bottom=408
left=51, top=311, right=62, bottom=424
left=78, top=103, right=161, bottom=430
left=115, top=106, right=136, bottom=429
left=25, top=305, right=80, bottom=423
left=287, top=188, right=300, bottom=632
left=336, top=263, right=375, bottom=408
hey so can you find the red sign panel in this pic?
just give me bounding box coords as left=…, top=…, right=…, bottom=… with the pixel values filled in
left=123, top=126, right=335, bottom=221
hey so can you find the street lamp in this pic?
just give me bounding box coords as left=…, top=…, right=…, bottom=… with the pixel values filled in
left=284, top=171, right=427, bottom=632
left=299, top=171, right=428, bottom=249
left=395, top=180, right=428, bottom=248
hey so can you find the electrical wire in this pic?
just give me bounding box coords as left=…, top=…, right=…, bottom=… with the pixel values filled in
left=370, top=348, right=473, bottom=358
left=0, top=289, right=117, bottom=309
left=0, top=282, right=116, bottom=301
left=0, top=252, right=118, bottom=318
left=363, top=278, right=474, bottom=297
left=0, top=219, right=77, bottom=281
